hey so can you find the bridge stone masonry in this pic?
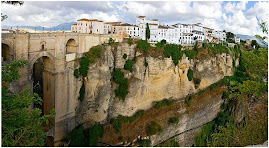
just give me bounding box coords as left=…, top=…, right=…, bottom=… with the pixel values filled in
left=1, top=32, right=123, bottom=146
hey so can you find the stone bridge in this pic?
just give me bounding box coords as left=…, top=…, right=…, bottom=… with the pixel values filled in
left=1, top=32, right=123, bottom=146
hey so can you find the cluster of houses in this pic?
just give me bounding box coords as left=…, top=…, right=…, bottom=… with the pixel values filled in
left=71, top=16, right=240, bottom=45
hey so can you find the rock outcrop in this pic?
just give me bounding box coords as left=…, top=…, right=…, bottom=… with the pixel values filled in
left=74, top=42, right=235, bottom=125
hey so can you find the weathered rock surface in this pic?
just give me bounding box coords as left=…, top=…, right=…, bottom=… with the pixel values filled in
left=74, top=42, right=235, bottom=125
left=150, top=93, right=224, bottom=146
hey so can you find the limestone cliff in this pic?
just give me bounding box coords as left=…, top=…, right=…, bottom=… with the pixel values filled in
left=74, top=42, right=235, bottom=125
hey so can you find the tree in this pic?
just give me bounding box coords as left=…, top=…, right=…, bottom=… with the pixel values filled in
left=251, top=40, right=259, bottom=49
left=146, top=23, right=150, bottom=41
left=255, top=18, right=268, bottom=46
left=226, top=32, right=235, bottom=39
left=2, top=60, right=55, bottom=146
left=193, top=41, right=198, bottom=52
left=1, top=1, right=24, bottom=21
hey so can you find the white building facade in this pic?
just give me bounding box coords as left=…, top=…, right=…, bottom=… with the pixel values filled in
left=136, top=16, right=159, bottom=43
left=71, top=18, right=104, bottom=34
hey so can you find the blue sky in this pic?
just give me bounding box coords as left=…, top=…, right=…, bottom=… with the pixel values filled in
left=1, top=1, right=268, bottom=36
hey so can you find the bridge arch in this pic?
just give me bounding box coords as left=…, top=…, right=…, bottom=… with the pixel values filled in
left=66, top=38, right=77, bottom=53
left=1, top=42, right=14, bottom=64
left=31, top=55, right=55, bottom=145
left=29, top=51, right=55, bottom=72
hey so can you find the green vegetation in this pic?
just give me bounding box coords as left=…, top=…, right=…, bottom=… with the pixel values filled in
left=139, top=139, right=151, bottom=147
left=222, top=91, right=229, bottom=100
left=168, top=117, right=179, bottom=125
left=78, top=82, right=85, bottom=101
left=74, top=68, right=80, bottom=78
left=128, top=38, right=133, bottom=46
left=194, top=78, right=201, bottom=85
left=187, top=69, right=193, bottom=81
left=88, top=124, right=104, bottom=146
left=111, top=110, right=145, bottom=133
left=86, top=45, right=104, bottom=63
left=66, top=123, right=104, bottom=147
left=226, top=32, right=235, bottom=43
left=79, top=57, right=90, bottom=77
left=146, top=23, right=150, bottom=41
left=144, top=61, right=148, bottom=67
left=202, top=40, right=208, bottom=48
left=156, top=39, right=166, bottom=50
left=154, top=99, right=175, bottom=109
left=164, top=44, right=182, bottom=65
left=137, top=39, right=150, bottom=53
left=111, top=69, right=129, bottom=101
left=66, top=124, right=87, bottom=146
left=2, top=60, right=55, bottom=146
left=159, top=138, right=180, bottom=147
left=194, top=47, right=268, bottom=146
left=251, top=40, right=259, bottom=49
left=185, top=95, right=193, bottom=107
left=193, top=41, right=199, bottom=52
left=183, top=49, right=197, bottom=59
left=146, top=121, right=163, bottom=136
left=108, top=37, right=114, bottom=45
left=170, top=139, right=180, bottom=147
left=124, top=60, right=134, bottom=72
left=123, top=53, right=127, bottom=59
left=194, top=121, right=215, bottom=146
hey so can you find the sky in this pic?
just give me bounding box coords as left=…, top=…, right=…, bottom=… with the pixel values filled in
left=1, top=1, right=268, bottom=36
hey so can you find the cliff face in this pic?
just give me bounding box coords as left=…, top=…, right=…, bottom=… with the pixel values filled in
left=150, top=92, right=224, bottom=146
left=74, top=42, right=235, bottom=125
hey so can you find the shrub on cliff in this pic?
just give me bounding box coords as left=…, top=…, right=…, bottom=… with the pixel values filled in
left=146, top=121, right=163, bottom=136
left=128, top=38, right=133, bottom=46
left=86, top=45, right=103, bottom=63
left=139, top=139, right=151, bottom=147
left=137, top=39, right=150, bottom=53
left=66, top=124, right=87, bottom=146
left=193, top=41, right=199, bottom=52
left=187, top=69, right=193, bottom=81
left=74, top=69, right=80, bottom=78
left=123, top=53, right=127, bottom=59
left=156, top=39, right=166, bottom=50
left=185, top=95, right=193, bottom=107
left=111, top=110, right=145, bottom=133
left=79, top=57, right=90, bottom=77
left=112, top=69, right=129, bottom=101
left=183, top=49, right=197, bottom=60
left=222, top=91, right=229, bottom=100
left=195, top=78, right=201, bottom=85
left=154, top=99, right=175, bottom=109
left=164, top=44, right=182, bottom=66
left=124, top=60, right=134, bottom=72
left=108, top=37, right=114, bottom=45
left=168, top=117, right=179, bottom=125
left=88, top=123, right=104, bottom=146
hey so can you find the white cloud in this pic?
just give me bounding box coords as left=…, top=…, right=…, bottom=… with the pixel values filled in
left=1, top=1, right=268, bottom=36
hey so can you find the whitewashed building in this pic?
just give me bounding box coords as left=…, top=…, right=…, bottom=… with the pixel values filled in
left=203, top=27, right=215, bottom=42
left=112, top=23, right=140, bottom=38
left=136, top=16, right=159, bottom=43
left=214, top=31, right=226, bottom=42
left=71, top=18, right=105, bottom=34
left=104, top=22, right=122, bottom=34
left=157, top=25, right=176, bottom=44
left=234, top=36, right=240, bottom=44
